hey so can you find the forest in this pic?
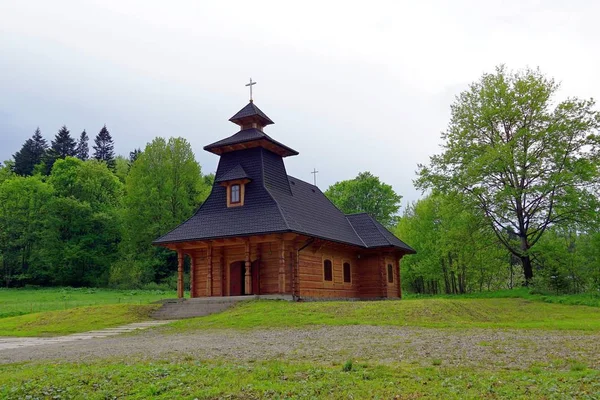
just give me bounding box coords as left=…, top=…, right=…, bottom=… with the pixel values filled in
left=1, top=66, right=599, bottom=295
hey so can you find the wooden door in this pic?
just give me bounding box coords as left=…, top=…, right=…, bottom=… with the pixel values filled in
left=229, top=261, right=244, bottom=296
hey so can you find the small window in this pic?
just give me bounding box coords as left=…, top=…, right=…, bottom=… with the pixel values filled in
left=231, top=184, right=240, bottom=203
left=324, top=259, right=333, bottom=281
left=343, top=262, right=351, bottom=283
left=387, top=264, right=394, bottom=283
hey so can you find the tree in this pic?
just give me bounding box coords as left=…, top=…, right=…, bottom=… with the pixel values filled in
left=416, top=66, right=600, bottom=283
left=0, top=176, right=53, bottom=286
left=396, top=192, right=508, bottom=294
left=45, top=125, right=76, bottom=174
left=93, top=125, right=115, bottom=170
left=325, top=171, right=402, bottom=227
left=129, top=148, right=141, bottom=165
left=44, top=158, right=123, bottom=285
left=12, top=128, right=47, bottom=176
left=122, top=137, right=210, bottom=282
left=75, top=130, right=89, bottom=161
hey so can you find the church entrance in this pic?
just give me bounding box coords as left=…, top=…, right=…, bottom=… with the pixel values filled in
left=229, top=260, right=260, bottom=296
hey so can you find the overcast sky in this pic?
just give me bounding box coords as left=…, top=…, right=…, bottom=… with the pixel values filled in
left=1, top=0, right=599, bottom=205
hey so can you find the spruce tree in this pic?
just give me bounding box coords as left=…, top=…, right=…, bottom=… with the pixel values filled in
left=12, top=128, right=48, bottom=175
left=129, top=148, right=141, bottom=164
left=45, top=125, right=76, bottom=174
left=93, top=125, right=115, bottom=170
left=75, top=130, right=89, bottom=161
left=51, top=125, right=77, bottom=158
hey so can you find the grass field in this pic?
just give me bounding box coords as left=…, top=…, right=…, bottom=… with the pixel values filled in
left=167, top=297, right=600, bottom=332
left=1, top=288, right=600, bottom=398
left=0, top=287, right=171, bottom=336
left=0, top=304, right=160, bottom=337
left=1, top=359, right=598, bottom=399
left=0, top=287, right=173, bottom=318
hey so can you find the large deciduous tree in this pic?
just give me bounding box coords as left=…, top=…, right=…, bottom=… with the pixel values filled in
left=93, top=125, right=115, bottom=170
left=325, top=171, right=402, bottom=228
left=122, top=137, right=210, bottom=282
left=416, top=66, right=600, bottom=283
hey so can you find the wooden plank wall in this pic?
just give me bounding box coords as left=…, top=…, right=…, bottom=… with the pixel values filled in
left=258, top=242, right=281, bottom=294
left=356, top=254, right=383, bottom=298
left=298, top=246, right=359, bottom=298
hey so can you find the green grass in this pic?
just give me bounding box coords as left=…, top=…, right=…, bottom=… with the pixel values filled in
left=168, top=298, right=600, bottom=332
left=0, top=287, right=173, bottom=318
left=0, top=304, right=160, bottom=337
left=1, top=359, right=598, bottom=399
left=405, top=287, right=600, bottom=307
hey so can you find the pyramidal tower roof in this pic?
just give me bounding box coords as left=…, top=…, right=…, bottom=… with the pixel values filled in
left=229, top=101, right=274, bottom=126
left=204, top=101, right=298, bottom=157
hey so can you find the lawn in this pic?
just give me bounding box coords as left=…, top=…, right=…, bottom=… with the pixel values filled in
left=0, top=287, right=171, bottom=336
left=1, top=359, right=598, bottom=399
left=0, top=287, right=174, bottom=318
left=167, top=297, right=600, bottom=332
left=0, top=304, right=160, bottom=337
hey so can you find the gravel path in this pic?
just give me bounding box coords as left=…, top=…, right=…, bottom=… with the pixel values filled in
left=1, top=325, right=598, bottom=369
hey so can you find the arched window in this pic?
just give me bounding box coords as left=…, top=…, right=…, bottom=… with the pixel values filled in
left=387, top=264, right=394, bottom=283
left=323, top=259, right=333, bottom=281
left=343, top=262, right=351, bottom=283
left=230, top=184, right=240, bottom=203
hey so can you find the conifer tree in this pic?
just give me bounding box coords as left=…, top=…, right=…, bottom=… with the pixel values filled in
left=75, top=130, right=89, bottom=161
left=12, top=128, right=48, bottom=176
left=51, top=125, right=77, bottom=158
left=93, top=125, right=115, bottom=170
left=45, top=125, right=76, bottom=174
left=129, top=148, right=141, bottom=165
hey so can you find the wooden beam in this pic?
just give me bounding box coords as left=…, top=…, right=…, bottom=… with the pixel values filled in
left=245, top=239, right=252, bottom=295
left=396, top=253, right=402, bottom=299
left=206, top=244, right=213, bottom=297
left=177, top=249, right=184, bottom=299
left=188, top=252, right=195, bottom=298
left=278, top=239, right=285, bottom=293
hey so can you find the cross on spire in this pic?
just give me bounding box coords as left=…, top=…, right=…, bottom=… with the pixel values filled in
left=245, top=78, right=257, bottom=102
left=311, top=168, right=319, bottom=186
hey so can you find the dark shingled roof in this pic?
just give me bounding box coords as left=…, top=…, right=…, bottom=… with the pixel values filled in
left=155, top=101, right=414, bottom=253
left=154, top=148, right=414, bottom=253
left=229, top=102, right=274, bottom=126
left=203, top=128, right=299, bottom=157
left=214, top=164, right=250, bottom=183
left=346, top=213, right=415, bottom=253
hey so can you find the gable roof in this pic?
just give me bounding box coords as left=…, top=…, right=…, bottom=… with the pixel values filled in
left=203, top=128, right=299, bottom=157
left=229, top=102, right=274, bottom=126
left=214, top=164, right=250, bottom=183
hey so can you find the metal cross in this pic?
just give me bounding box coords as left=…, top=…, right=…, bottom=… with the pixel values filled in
left=245, top=78, right=256, bottom=101
left=311, top=168, right=319, bottom=186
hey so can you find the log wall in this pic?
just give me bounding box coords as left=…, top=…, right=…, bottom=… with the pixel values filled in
left=185, top=236, right=402, bottom=299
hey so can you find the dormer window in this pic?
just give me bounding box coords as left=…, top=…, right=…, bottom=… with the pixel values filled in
left=231, top=184, right=240, bottom=203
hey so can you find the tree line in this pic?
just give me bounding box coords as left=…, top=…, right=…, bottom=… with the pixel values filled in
left=2, top=66, right=599, bottom=295
left=0, top=125, right=212, bottom=289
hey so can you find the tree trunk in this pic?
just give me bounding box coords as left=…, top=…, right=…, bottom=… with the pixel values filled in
left=521, top=255, right=533, bottom=284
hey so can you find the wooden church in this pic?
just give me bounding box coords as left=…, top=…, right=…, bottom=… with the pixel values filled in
left=154, top=93, right=415, bottom=300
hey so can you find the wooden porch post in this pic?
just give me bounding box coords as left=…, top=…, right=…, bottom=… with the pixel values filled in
left=189, top=252, right=195, bottom=298
left=379, top=252, right=386, bottom=298
left=245, top=240, right=252, bottom=295
left=397, top=255, right=402, bottom=299
left=206, top=244, right=213, bottom=297
left=278, top=239, right=285, bottom=293
left=177, top=249, right=184, bottom=299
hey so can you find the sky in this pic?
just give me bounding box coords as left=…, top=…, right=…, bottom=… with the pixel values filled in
left=1, top=0, right=599, bottom=206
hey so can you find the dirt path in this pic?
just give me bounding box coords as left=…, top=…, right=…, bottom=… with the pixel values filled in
left=0, top=320, right=172, bottom=351
left=1, top=325, right=598, bottom=370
